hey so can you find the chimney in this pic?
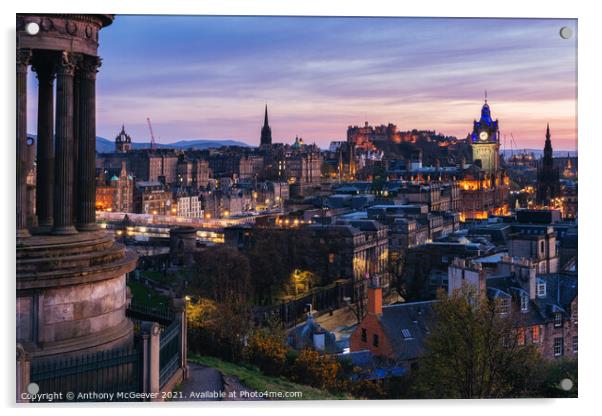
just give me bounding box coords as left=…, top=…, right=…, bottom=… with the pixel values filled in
left=367, top=275, right=382, bottom=315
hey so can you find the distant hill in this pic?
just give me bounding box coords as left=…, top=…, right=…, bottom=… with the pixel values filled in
left=96, top=136, right=249, bottom=153
left=501, top=149, right=577, bottom=158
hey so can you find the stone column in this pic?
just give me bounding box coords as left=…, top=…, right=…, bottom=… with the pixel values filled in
left=141, top=322, right=161, bottom=400
left=73, top=58, right=81, bottom=227
left=32, top=57, right=56, bottom=229
left=16, top=344, right=31, bottom=403
left=16, top=48, right=32, bottom=238
left=76, top=56, right=101, bottom=231
left=52, top=52, right=77, bottom=235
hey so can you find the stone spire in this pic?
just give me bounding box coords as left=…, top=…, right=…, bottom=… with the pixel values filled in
left=260, top=104, right=272, bottom=147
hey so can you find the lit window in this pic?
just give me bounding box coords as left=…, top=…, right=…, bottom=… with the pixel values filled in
left=554, top=337, right=564, bottom=357
left=572, top=336, right=578, bottom=353
left=554, top=312, right=563, bottom=328
left=361, top=328, right=367, bottom=342
left=531, top=326, right=540, bottom=343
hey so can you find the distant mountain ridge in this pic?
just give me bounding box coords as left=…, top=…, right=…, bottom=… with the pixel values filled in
left=501, top=149, right=577, bottom=158
left=95, top=136, right=250, bottom=153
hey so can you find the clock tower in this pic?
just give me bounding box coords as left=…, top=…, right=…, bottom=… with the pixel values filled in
left=470, top=97, right=500, bottom=176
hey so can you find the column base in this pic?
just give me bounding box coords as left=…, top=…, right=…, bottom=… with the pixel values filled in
left=38, top=219, right=53, bottom=228
left=51, top=225, right=79, bottom=235
left=76, top=223, right=99, bottom=232
left=16, top=228, right=31, bottom=238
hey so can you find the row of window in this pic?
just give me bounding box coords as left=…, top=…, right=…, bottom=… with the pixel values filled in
left=518, top=326, right=540, bottom=345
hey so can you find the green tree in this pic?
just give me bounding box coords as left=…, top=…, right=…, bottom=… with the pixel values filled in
left=191, top=245, right=253, bottom=305
left=413, top=285, right=544, bottom=398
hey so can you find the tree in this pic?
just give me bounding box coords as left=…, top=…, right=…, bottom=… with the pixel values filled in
left=246, top=329, right=288, bottom=376
left=290, top=349, right=341, bottom=391
left=191, top=245, right=253, bottom=305
left=413, top=285, right=544, bottom=398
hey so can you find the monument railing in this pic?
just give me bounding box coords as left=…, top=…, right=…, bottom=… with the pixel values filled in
left=21, top=299, right=188, bottom=402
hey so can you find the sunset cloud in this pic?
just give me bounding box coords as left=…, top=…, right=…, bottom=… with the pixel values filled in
left=27, top=16, right=577, bottom=150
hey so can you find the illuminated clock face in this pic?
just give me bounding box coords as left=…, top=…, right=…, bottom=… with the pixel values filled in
left=479, top=131, right=489, bottom=141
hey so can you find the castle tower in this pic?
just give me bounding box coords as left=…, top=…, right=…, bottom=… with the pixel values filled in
left=260, top=104, right=272, bottom=148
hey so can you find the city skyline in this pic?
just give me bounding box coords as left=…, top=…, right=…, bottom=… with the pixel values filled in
left=26, top=16, right=578, bottom=150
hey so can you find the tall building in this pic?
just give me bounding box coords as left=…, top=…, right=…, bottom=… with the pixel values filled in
left=115, top=124, right=132, bottom=153
left=470, top=98, right=500, bottom=176
left=260, top=104, right=272, bottom=147
left=536, top=124, right=561, bottom=205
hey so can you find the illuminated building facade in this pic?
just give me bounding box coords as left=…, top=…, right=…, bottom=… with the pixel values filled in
left=95, top=161, right=134, bottom=212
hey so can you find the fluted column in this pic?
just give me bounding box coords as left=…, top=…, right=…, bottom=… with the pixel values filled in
left=76, top=55, right=101, bottom=231
left=16, top=48, right=32, bottom=238
left=32, top=56, right=56, bottom=229
left=52, top=52, right=77, bottom=235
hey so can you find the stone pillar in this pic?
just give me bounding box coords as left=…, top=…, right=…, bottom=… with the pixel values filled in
left=16, top=344, right=31, bottom=403
left=52, top=52, right=77, bottom=235
left=76, top=56, right=101, bottom=231
left=32, top=57, right=56, bottom=229
left=173, top=298, right=189, bottom=381
left=141, top=322, right=160, bottom=400
left=16, top=48, right=32, bottom=238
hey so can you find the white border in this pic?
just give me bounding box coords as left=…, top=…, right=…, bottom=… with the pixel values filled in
left=1, top=1, right=599, bottom=415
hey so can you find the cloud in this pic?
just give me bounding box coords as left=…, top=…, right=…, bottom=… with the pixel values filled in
left=27, top=16, right=577, bottom=150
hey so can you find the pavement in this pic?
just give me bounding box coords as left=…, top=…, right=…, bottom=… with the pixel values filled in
left=175, top=363, right=263, bottom=401
left=175, top=363, right=225, bottom=401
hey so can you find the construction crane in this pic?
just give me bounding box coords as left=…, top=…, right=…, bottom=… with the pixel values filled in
left=146, top=117, right=157, bottom=150
left=510, top=133, right=518, bottom=158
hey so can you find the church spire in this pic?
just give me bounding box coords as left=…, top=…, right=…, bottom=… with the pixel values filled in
left=264, top=104, right=269, bottom=127
left=260, top=104, right=272, bottom=147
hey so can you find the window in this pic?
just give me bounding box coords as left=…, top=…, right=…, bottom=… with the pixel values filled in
left=554, top=312, right=563, bottom=328
left=554, top=338, right=564, bottom=357
left=537, top=280, right=546, bottom=298
left=531, top=326, right=540, bottom=343
left=499, top=297, right=510, bottom=315
left=572, top=336, right=578, bottom=353
left=540, top=240, right=545, bottom=254
left=373, top=334, right=379, bottom=347
left=518, top=328, right=526, bottom=346
left=520, top=293, right=529, bottom=312
left=401, top=328, right=412, bottom=339
left=361, top=328, right=367, bottom=342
